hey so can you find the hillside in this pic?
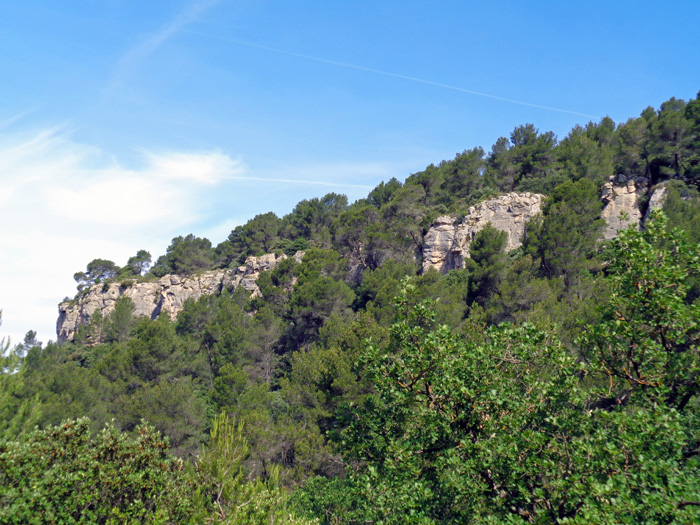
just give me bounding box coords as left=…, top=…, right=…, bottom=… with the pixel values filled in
left=2, top=93, right=700, bottom=523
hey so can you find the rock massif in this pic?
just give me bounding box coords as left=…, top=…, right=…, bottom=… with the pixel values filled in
left=57, top=180, right=673, bottom=343
left=422, top=193, right=544, bottom=273
left=57, top=253, right=300, bottom=343
left=422, top=180, right=670, bottom=274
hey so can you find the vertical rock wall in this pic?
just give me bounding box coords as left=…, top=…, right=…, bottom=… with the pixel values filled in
left=644, top=183, right=669, bottom=222
left=600, top=179, right=643, bottom=240
left=422, top=193, right=544, bottom=274
left=600, top=177, right=672, bottom=238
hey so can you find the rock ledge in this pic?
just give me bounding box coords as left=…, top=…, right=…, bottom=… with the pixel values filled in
left=57, top=253, right=302, bottom=343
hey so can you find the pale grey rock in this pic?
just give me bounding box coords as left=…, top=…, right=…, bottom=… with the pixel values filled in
left=422, top=193, right=544, bottom=274
left=601, top=179, right=642, bottom=240
left=57, top=253, right=296, bottom=343
left=644, top=182, right=668, bottom=223
left=422, top=216, right=463, bottom=273
left=157, top=270, right=229, bottom=321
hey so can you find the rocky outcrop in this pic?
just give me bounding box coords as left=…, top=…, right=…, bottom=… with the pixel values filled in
left=422, top=193, right=544, bottom=273
left=644, top=182, right=669, bottom=222
left=57, top=252, right=303, bottom=343
left=600, top=179, right=644, bottom=240
left=423, top=179, right=668, bottom=273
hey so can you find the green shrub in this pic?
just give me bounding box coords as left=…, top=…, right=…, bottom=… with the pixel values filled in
left=0, top=419, right=197, bottom=524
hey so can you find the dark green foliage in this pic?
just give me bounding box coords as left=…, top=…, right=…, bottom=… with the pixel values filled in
left=333, top=203, right=387, bottom=272
left=289, top=475, right=364, bottom=524
left=6, top=314, right=212, bottom=458
left=151, top=234, right=215, bottom=276
left=485, top=253, right=556, bottom=326
left=406, top=163, right=443, bottom=206
left=17, top=342, right=112, bottom=430
left=580, top=211, right=700, bottom=411
left=615, top=112, right=655, bottom=179
left=557, top=118, right=615, bottom=187
left=481, top=123, right=565, bottom=194
left=103, top=296, right=136, bottom=343
left=280, top=236, right=309, bottom=255
left=506, top=123, right=559, bottom=193
left=438, top=146, right=486, bottom=203
left=255, top=256, right=298, bottom=315
left=280, top=313, right=382, bottom=441
left=0, top=419, right=196, bottom=524
left=176, top=291, right=255, bottom=376
left=115, top=376, right=208, bottom=459
left=526, top=178, right=604, bottom=287
left=484, top=136, right=516, bottom=190
left=379, top=183, right=430, bottom=254
left=353, top=260, right=414, bottom=323
left=284, top=193, right=348, bottom=249
left=285, top=249, right=355, bottom=351
left=662, top=180, right=700, bottom=243
left=73, top=259, right=120, bottom=291
left=367, top=177, right=402, bottom=208
left=684, top=91, right=700, bottom=184
left=220, top=212, right=283, bottom=266
left=124, top=249, right=152, bottom=276
left=654, top=97, right=692, bottom=178
left=466, top=224, right=508, bottom=306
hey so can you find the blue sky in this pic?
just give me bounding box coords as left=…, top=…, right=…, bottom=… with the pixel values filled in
left=1, top=0, right=699, bottom=345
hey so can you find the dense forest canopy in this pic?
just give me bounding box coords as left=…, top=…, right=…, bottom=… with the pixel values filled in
left=2, top=93, right=700, bottom=523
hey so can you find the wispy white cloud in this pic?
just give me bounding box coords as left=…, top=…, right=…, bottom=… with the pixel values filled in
left=106, top=0, right=224, bottom=97
left=0, top=109, right=41, bottom=131
left=0, top=128, right=240, bottom=229
left=0, top=125, right=241, bottom=345
left=145, top=149, right=243, bottom=185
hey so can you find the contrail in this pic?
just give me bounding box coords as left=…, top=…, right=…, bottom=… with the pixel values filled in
left=196, top=34, right=601, bottom=120
left=0, top=108, right=40, bottom=130
left=224, top=175, right=373, bottom=190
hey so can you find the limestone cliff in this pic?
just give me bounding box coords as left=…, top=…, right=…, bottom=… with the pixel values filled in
left=57, top=180, right=671, bottom=342
left=422, top=179, right=672, bottom=273
left=422, top=193, right=544, bottom=273
left=600, top=179, right=643, bottom=240
left=644, top=182, right=669, bottom=222
left=599, top=177, right=672, bottom=238
left=57, top=253, right=302, bottom=343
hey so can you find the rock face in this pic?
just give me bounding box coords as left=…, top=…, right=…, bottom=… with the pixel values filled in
left=644, top=182, right=669, bottom=223
left=422, top=193, right=544, bottom=274
left=600, top=179, right=643, bottom=240
left=57, top=253, right=302, bottom=343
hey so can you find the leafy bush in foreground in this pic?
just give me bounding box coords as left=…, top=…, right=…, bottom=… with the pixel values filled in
left=0, top=419, right=195, bottom=524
